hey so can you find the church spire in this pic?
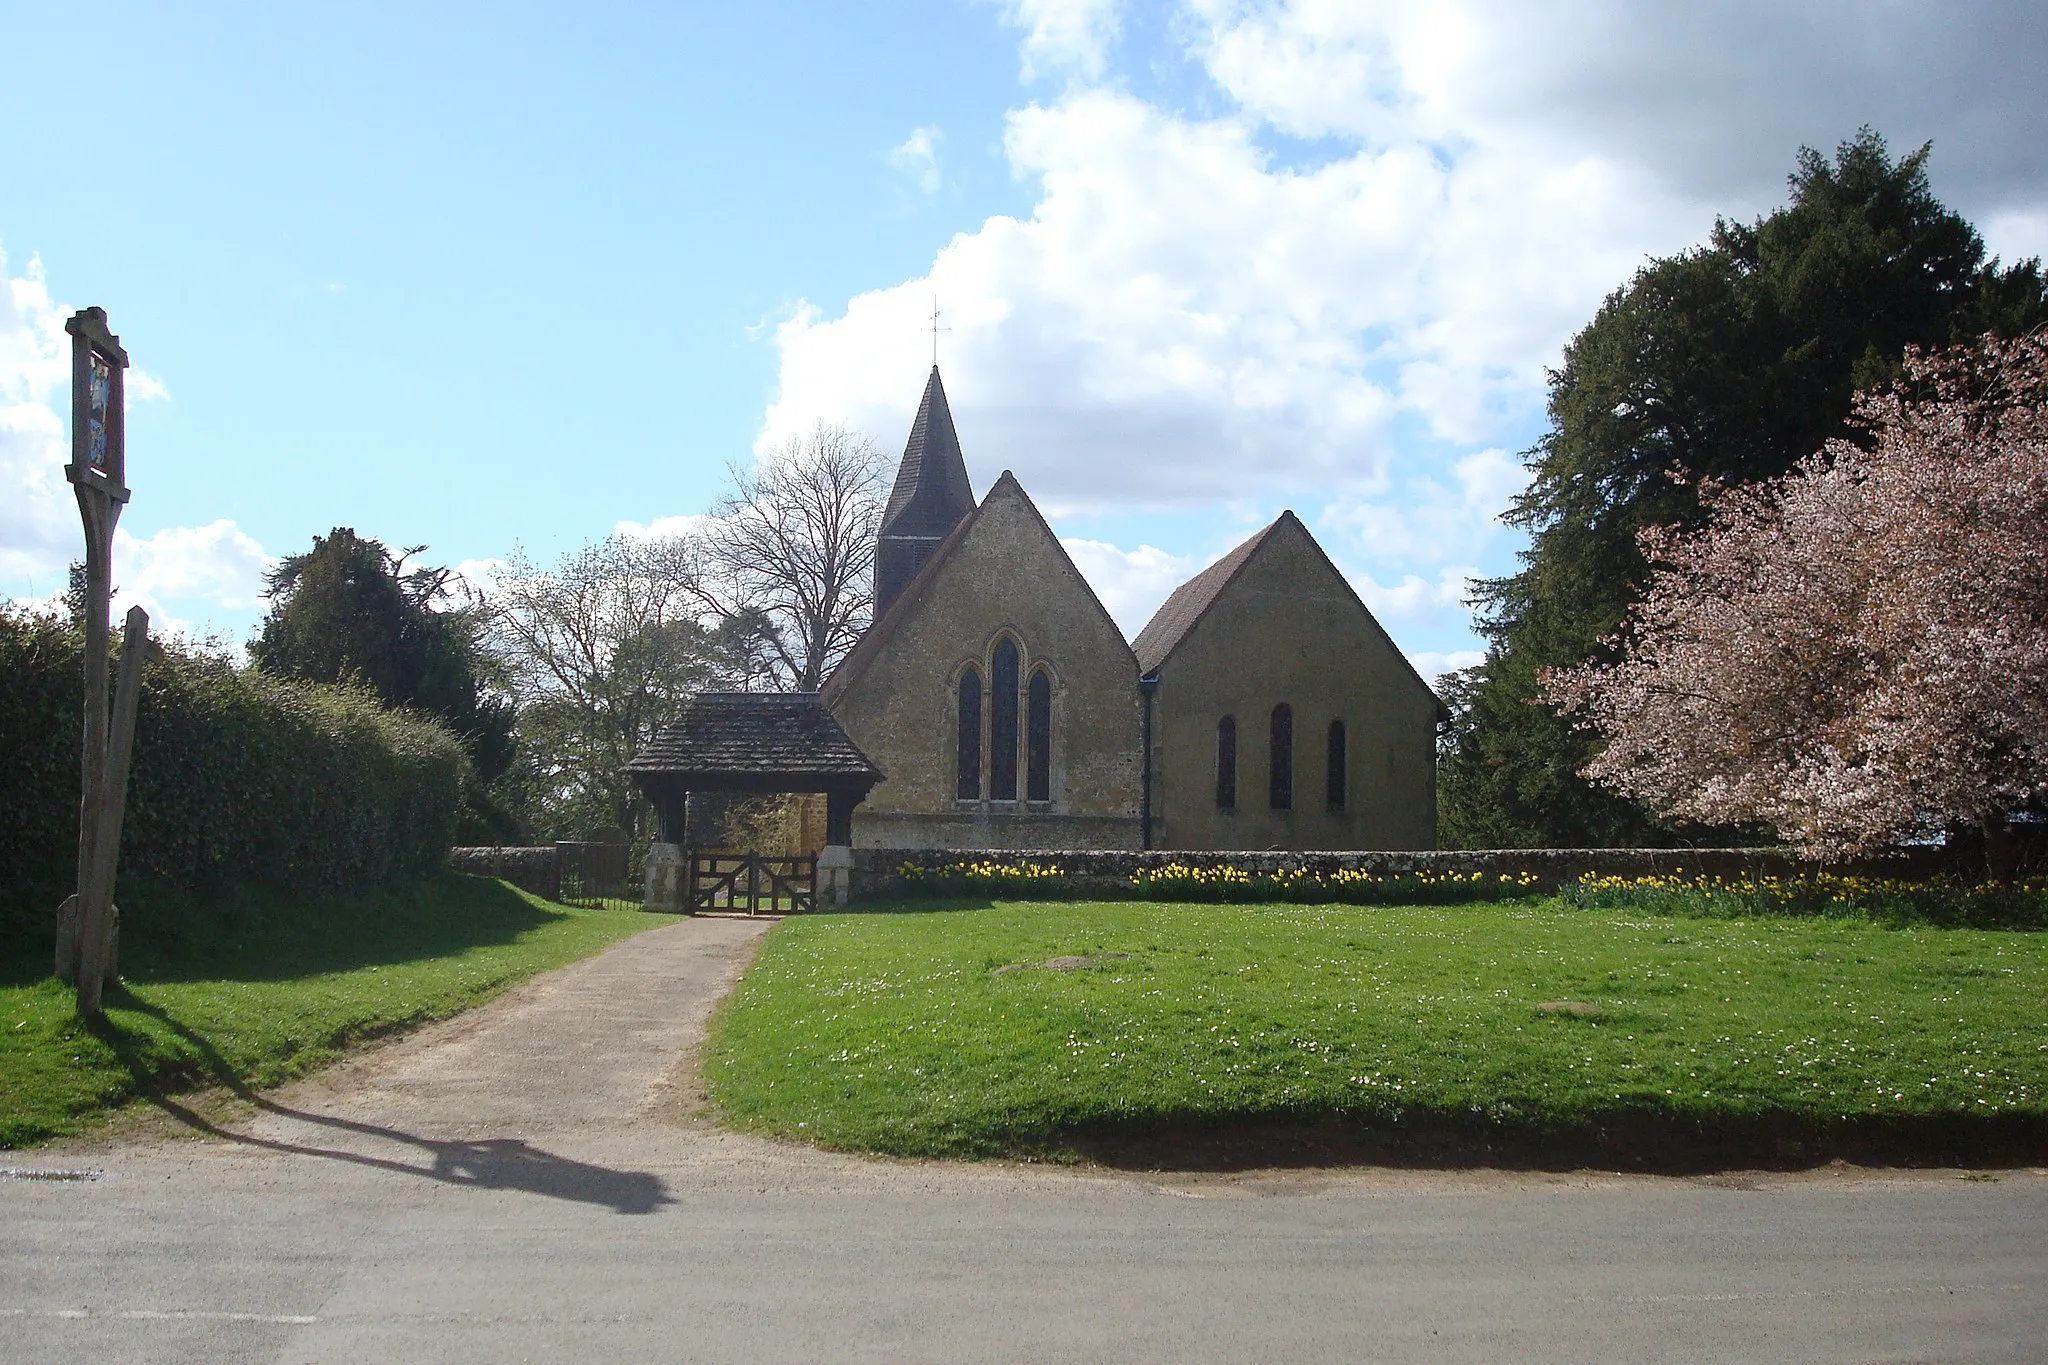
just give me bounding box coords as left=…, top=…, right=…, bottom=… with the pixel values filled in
left=874, top=366, right=975, bottom=612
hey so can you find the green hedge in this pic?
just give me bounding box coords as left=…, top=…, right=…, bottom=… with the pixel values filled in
left=1, top=610, right=466, bottom=920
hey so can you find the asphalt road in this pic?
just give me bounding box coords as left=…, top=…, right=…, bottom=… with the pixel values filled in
left=5, top=916, right=2045, bottom=1364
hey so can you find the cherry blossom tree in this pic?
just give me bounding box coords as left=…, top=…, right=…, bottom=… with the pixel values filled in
left=1543, top=335, right=2048, bottom=868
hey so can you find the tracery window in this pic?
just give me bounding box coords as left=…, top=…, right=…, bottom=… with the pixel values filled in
left=990, top=638, right=1020, bottom=801
left=1216, top=715, right=1237, bottom=810
left=1326, top=719, right=1347, bottom=811
left=1269, top=703, right=1293, bottom=811
left=956, top=668, right=982, bottom=800
left=1026, top=669, right=1052, bottom=802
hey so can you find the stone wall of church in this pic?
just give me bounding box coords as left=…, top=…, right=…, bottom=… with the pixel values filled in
left=831, top=478, right=1144, bottom=851
left=1149, top=518, right=1439, bottom=850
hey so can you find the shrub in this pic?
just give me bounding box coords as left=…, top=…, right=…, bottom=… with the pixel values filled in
left=0, top=610, right=466, bottom=933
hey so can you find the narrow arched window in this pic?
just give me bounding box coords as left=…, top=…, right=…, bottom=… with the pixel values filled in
left=990, top=638, right=1020, bottom=801
left=956, top=668, right=982, bottom=800
left=1326, top=719, right=1347, bottom=810
left=1269, top=703, right=1293, bottom=811
left=1216, top=716, right=1237, bottom=810
left=1026, top=669, right=1052, bottom=802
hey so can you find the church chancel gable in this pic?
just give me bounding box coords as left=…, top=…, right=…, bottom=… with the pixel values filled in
left=823, top=366, right=1444, bottom=852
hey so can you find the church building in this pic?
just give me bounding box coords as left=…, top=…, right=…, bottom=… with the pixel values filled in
left=823, top=367, right=1444, bottom=852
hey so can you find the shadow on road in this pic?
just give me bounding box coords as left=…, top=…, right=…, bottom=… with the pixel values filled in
left=93, top=991, right=674, bottom=1216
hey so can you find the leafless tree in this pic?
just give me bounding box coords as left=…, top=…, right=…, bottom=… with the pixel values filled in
left=693, top=424, right=888, bottom=693
left=488, top=534, right=718, bottom=837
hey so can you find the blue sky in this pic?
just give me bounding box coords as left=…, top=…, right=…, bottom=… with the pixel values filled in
left=5, top=1, right=2045, bottom=678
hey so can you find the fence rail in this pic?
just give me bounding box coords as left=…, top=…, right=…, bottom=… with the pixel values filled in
left=556, top=840, right=637, bottom=911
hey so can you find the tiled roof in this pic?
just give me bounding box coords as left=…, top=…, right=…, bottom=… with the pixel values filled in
left=878, top=366, right=975, bottom=541
left=1131, top=517, right=1285, bottom=673
left=625, top=693, right=881, bottom=779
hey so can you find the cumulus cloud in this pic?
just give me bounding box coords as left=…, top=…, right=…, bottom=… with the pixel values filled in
left=1322, top=447, right=1527, bottom=564
left=614, top=513, right=716, bottom=543
left=110, top=519, right=275, bottom=640
left=0, top=251, right=76, bottom=584
left=1407, top=648, right=1484, bottom=687
left=1058, top=536, right=1201, bottom=635
left=1352, top=564, right=1476, bottom=624
left=889, top=126, right=944, bottom=195
left=1, top=250, right=279, bottom=644
left=763, top=2, right=2042, bottom=548
left=996, top=0, right=1123, bottom=81
left=761, top=76, right=1684, bottom=518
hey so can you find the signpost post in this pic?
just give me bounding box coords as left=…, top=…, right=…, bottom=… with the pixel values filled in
left=58, top=306, right=148, bottom=1014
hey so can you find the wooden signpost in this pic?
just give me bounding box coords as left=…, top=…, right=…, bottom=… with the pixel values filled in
left=57, top=306, right=149, bottom=1015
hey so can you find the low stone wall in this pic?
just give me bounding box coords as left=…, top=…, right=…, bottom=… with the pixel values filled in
left=449, top=846, right=559, bottom=900
left=850, top=845, right=1944, bottom=900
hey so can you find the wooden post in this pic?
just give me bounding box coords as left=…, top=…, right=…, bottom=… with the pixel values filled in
left=75, top=607, right=148, bottom=1013
left=60, top=307, right=133, bottom=1009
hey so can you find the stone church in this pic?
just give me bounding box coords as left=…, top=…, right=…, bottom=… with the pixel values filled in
left=823, top=367, right=1444, bottom=852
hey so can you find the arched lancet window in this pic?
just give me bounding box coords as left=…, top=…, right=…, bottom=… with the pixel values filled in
left=1326, top=719, right=1347, bottom=811
left=956, top=668, right=982, bottom=800
left=1026, top=669, right=1052, bottom=802
left=1269, top=703, right=1294, bottom=811
left=990, top=638, right=1020, bottom=801
left=1215, top=716, right=1237, bottom=810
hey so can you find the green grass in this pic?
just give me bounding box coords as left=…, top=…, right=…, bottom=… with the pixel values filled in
left=704, top=898, right=2048, bottom=1165
left=0, top=872, right=661, bottom=1148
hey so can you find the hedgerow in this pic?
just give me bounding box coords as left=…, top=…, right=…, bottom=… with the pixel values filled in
left=0, top=609, right=466, bottom=933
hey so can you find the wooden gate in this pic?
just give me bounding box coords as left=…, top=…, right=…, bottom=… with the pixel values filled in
left=688, top=853, right=815, bottom=915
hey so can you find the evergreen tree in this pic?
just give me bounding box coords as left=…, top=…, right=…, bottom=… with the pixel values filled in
left=253, top=528, right=516, bottom=789
left=1441, top=130, right=2047, bottom=848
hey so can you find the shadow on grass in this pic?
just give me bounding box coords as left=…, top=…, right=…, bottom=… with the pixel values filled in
left=1, top=873, right=572, bottom=988
left=1033, top=1106, right=2048, bottom=1175
left=88, top=989, right=673, bottom=1216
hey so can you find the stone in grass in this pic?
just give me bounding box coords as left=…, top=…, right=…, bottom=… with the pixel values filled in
left=1535, top=999, right=1600, bottom=1016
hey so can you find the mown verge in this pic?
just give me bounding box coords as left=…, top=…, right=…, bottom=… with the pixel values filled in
left=703, top=898, right=2048, bottom=1169
left=0, top=872, right=660, bottom=1148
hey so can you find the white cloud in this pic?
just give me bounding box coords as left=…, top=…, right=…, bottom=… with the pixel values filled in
left=1, top=250, right=272, bottom=644
left=1323, top=447, right=1527, bottom=565
left=127, top=368, right=171, bottom=403
left=889, top=126, right=944, bottom=195
left=762, top=0, right=2044, bottom=568
left=762, top=83, right=1683, bottom=515
left=108, top=519, right=274, bottom=642
left=1186, top=1, right=2048, bottom=208
left=447, top=556, right=508, bottom=607
left=1407, top=648, right=1483, bottom=688
left=1352, top=565, right=1475, bottom=623
left=1058, top=536, right=1201, bottom=635
left=0, top=250, right=77, bottom=585
left=996, top=0, right=1123, bottom=81
left=614, top=513, right=716, bottom=542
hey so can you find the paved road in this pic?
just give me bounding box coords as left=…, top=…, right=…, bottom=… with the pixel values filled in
left=5, top=916, right=2045, bottom=1363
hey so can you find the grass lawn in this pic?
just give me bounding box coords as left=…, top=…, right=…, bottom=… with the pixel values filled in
left=0, top=872, right=661, bottom=1148
left=704, top=899, right=2048, bottom=1167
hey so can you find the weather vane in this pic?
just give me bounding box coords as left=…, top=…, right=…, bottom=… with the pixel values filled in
left=930, top=296, right=951, bottom=367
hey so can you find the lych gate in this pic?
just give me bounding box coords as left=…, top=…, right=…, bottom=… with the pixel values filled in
left=624, top=693, right=883, bottom=914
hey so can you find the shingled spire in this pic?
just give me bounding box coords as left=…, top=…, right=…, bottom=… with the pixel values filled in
left=874, top=366, right=975, bottom=612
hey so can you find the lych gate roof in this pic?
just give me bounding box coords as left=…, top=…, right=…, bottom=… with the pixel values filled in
left=625, top=693, right=881, bottom=782
left=1131, top=517, right=1286, bottom=674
